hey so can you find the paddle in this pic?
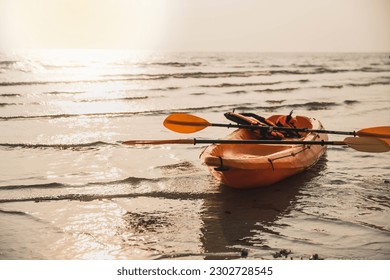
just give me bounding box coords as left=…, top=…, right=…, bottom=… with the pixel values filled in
left=122, top=136, right=390, bottom=153
left=163, top=113, right=390, bottom=141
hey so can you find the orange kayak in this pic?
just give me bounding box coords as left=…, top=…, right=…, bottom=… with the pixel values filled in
left=200, top=115, right=328, bottom=189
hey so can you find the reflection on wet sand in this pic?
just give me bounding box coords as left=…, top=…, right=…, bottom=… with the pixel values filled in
left=200, top=156, right=328, bottom=259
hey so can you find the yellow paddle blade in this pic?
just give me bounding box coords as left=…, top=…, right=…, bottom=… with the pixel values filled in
left=163, top=113, right=211, bottom=133
left=357, top=126, right=390, bottom=145
left=344, top=137, right=390, bottom=153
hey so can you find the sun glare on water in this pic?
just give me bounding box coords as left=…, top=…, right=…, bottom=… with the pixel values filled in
left=34, top=48, right=154, bottom=108
left=20, top=48, right=159, bottom=146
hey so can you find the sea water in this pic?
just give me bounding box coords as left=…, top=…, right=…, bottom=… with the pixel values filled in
left=0, top=50, right=389, bottom=259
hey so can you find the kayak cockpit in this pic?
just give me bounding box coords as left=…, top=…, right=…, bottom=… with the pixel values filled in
left=200, top=115, right=328, bottom=188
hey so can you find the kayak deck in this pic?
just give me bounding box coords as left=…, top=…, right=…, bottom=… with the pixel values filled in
left=200, top=115, right=328, bottom=189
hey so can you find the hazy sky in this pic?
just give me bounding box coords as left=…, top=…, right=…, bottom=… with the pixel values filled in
left=1, top=0, right=389, bottom=52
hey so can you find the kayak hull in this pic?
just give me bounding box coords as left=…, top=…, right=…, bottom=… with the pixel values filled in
left=200, top=115, right=328, bottom=189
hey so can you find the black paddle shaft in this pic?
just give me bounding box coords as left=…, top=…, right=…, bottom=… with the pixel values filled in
left=210, top=123, right=355, bottom=136
left=193, top=138, right=346, bottom=146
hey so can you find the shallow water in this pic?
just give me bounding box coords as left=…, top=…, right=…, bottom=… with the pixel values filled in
left=0, top=50, right=389, bottom=259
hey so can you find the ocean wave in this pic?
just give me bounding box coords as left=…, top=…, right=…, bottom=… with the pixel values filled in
left=346, top=80, right=390, bottom=87
left=153, top=86, right=180, bottom=91
left=344, top=100, right=359, bottom=105
left=359, top=66, right=390, bottom=73
left=155, top=161, right=201, bottom=174
left=0, top=97, right=364, bottom=121
left=292, top=64, right=324, bottom=68
left=42, top=64, right=86, bottom=69
left=234, top=101, right=339, bottom=112
left=113, top=176, right=163, bottom=185
left=78, top=96, right=148, bottom=103
left=0, top=101, right=334, bottom=121
left=0, top=60, right=18, bottom=66
left=266, top=100, right=286, bottom=104
left=0, top=141, right=117, bottom=151
left=0, top=175, right=210, bottom=203
left=0, top=112, right=129, bottom=120
left=272, top=68, right=349, bottom=75
left=0, top=182, right=67, bottom=190
left=0, top=77, right=153, bottom=86
left=0, top=110, right=166, bottom=120
left=1, top=66, right=386, bottom=88
left=0, top=70, right=268, bottom=86
left=201, top=81, right=281, bottom=88
left=0, top=93, right=21, bottom=97
left=45, top=91, right=85, bottom=95
left=254, top=87, right=299, bottom=93
left=321, top=85, right=344, bottom=89
left=0, top=102, right=18, bottom=107
left=144, top=62, right=202, bottom=67
left=269, top=69, right=313, bottom=75
left=0, top=176, right=159, bottom=191
left=0, top=208, right=51, bottom=223
left=321, top=78, right=390, bottom=89
left=0, top=191, right=208, bottom=204
left=156, top=161, right=195, bottom=170
left=0, top=80, right=86, bottom=87
left=104, top=70, right=271, bottom=81
left=200, top=79, right=308, bottom=89
left=175, top=104, right=244, bottom=113
left=0, top=59, right=44, bottom=73
left=0, top=103, right=239, bottom=120
left=0, top=55, right=203, bottom=70
left=160, top=101, right=341, bottom=113
left=111, top=61, right=203, bottom=68
left=293, top=101, right=339, bottom=110
left=227, top=90, right=247, bottom=94
left=0, top=209, right=31, bottom=216
left=269, top=66, right=390, bottom=75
